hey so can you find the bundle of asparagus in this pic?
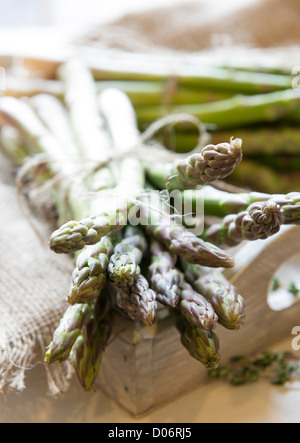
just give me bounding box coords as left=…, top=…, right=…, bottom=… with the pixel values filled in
left=1, top=58, right=299, bottom=393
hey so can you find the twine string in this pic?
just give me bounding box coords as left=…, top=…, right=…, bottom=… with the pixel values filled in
left=16, top=113, right=209, bottom=235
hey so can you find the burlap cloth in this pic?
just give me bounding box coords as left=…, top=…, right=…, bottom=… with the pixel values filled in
left=0, top=153, right=74, bottom=395
left=76, top=0, right=300, bottom=54
left=1, top=0, right=300, bottom=396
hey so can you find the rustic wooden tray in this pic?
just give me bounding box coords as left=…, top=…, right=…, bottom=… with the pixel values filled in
left=95, top=225, right=300, bottom=416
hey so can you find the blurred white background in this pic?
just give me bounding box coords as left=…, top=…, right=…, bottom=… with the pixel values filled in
left=0, top=0, right=258, bottom=55
left=0, top=0, right=196, bottom=28
left=0, top=0, right=257, bottom=29
left=1, top=0, right=198, bottom=54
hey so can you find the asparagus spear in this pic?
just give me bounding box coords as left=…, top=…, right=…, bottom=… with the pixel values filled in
left=149, top=240, right=182, bottom=308
left=45, top=303, right=94, bottom=364
left=108, top=226, right=147, bottom=287
left=227, top=157, right=300, bottom=195
left=5, top=75, right=63, bottom=99
left=281, top=193, right=300, bottom=224
left=136, top=89, right=300, bottom=130
left=99, top=87, right=145, bottom=200
left=184, top=263, right=246, bottom=330
left=178, top=281, right=218, bottom=331
left=250, top=154, right=300, bottom=173
left=58, top=59, right=114, bottom=191
left=143, top=191, right=234, bottom=268
left=149, top=220, right=235, bottom=268
left=28, top=93, right=80, bottom=161
left=184, top=185, right=300, bottom=223
left=49, top=213, right=124, bottom=254
left=211, top=125, right=300, bottom=157
left=203, top=200, right=285, bottom=247
left=5, top=77, right=233, bottom=106
left=99, top=87, right=141, bottom=153
left=167, top=125, right=300, bottom=156
left=159, top=223, right=235, bottom=267
left=89, top=61, right=292, bottom=93
left=149, top=240, right=220, bottom=328
left=0, top=96, right=69, bottom=166
left=70, top=293, right=112, bottom=392
left=147, top=137, right=243, bottom=191
left=67, top=236, right=114, bottom=305
left=173, top=312, right=220, bottom=370
left=97, top=80, right=234, bottom=106
left=116, top=274, right=158, bottom=326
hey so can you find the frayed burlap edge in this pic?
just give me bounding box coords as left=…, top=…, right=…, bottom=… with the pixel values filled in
left=0, top=181, right=75, bottom=396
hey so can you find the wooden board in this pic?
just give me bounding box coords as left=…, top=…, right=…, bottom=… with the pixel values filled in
left=95, top=225, right=300, bottom=416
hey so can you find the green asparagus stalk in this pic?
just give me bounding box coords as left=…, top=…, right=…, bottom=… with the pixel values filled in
left=5, top=76, right=233, bottom=106
left=149, top=240, right=182, bottom=308
left=136, top=89, right=300, bottom=130
left=173, top=312, right=220, bottom=370
left=184, top=185, right=277, bottom=218
left=203, top=200, right=285, bottom=247
left=5, top=75, right=63, bottom=99
left=164, top=125, right=300, bottom=156
left=70, top=293, right=112, bottom=392
left=184, top=263, right=246, bottom=330
left=169, top=224, right=235, bottom=266
left=99, top=88, right=147, bottom=210
left=149, top=220, right=235, bottom=268
left=179, top=281, right=218, bottom=331
left=184, top=185, right=300, bottom=224
left=116, top=274, right=158, bottom=326
left=108, top=226, right=147, bottom=287
left=49, top=212, right=124, bottom=254
left=211, top=125, right=300, bottom=157
left=28, top=93, right=80, bottom=161
left=96, top=81, right=233, bottom=106
left=99, top=87, right=141, bottom=153
left=98, top=87, right=145, bottom=200
left=0, top=96, right=69, bottom=166
left=227, top=158, right=300, bottom=195
left=67, top=236, right=114, bottom=305
left=146, top=137, right=243, bottom=191
left=281, top=193, right=300, bottom=224
left=249, top=154, right=300, bottom=173
left=45, top=303, right=94, bottom=364
left=27, top=93, right=93, bottom=221
left=89, top=61, right=292, bottom=93
left=58, top=59, right=114, bottom=191
left=143, top=192, right=234, bottom=267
